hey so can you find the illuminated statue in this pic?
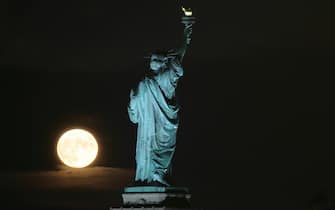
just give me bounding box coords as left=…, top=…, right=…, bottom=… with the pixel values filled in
left=128, top=11, right=194, bottom=187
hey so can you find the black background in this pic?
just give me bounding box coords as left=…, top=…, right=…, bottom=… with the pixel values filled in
left=1, top=0, right=335, bottom=209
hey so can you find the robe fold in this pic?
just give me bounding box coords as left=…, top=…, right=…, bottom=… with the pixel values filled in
left=128, top=60, right=183, bottom=184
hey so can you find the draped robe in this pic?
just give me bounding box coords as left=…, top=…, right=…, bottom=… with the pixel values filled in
left=128, top=60, right=183, bottom=184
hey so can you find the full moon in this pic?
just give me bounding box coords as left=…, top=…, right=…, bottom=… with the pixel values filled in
left=57, top=129, right=98, bottom=168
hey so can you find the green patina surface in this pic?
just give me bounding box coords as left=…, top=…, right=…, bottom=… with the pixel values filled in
left=127, top=14, right=194, bottom=187
left=124, top=186, right=189, bottom=193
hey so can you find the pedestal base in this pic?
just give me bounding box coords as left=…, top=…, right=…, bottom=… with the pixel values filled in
left=110, top=208, right=201, bottom=210
left=122, top=186, right=191, bottom=207
left=110, top=186, right=202, bottom=210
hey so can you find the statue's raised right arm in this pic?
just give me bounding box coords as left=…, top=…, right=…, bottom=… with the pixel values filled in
left=176, top=24, right=193, bottom=63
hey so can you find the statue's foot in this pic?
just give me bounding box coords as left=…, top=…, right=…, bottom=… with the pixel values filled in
left=134, top=181, right=147, bottom=186
left=149, top=180, right=166, bottom=187
left=133, top=180, right=169, bottom=187
left=152, top=173, right=170, bottom=187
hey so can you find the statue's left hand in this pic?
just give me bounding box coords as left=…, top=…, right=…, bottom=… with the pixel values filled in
left=130, top=89, right=136, bottom=99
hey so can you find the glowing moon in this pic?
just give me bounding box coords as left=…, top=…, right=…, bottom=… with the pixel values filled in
left=57, top=129, right=98, bottom=168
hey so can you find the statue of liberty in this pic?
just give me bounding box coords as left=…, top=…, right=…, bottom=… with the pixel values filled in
left=127, top=13, right=194, bottom=187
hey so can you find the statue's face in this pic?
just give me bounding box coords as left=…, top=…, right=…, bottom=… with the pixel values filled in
left=150, top=54, right=167, bottom=72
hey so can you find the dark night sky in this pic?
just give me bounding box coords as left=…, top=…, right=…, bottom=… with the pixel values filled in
left=1, top=0, right=335, bottom=210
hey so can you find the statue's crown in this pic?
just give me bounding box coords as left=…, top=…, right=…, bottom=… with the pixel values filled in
left=144, top=49, right=178, bottom=59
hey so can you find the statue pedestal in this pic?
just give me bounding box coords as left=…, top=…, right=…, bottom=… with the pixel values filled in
left=110, top=208, right=201, bottom=210
left=110, top=186, right=202, bottom=210
left=123, top=186, right=191, bottom=207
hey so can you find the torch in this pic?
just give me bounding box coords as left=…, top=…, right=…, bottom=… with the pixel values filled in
left=181, top=6, right=195, bottom=45
left=181, top=6, right=195, bottom=25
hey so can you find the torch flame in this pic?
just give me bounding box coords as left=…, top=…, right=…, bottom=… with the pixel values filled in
left=182, top=6, right=192, bottom=16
